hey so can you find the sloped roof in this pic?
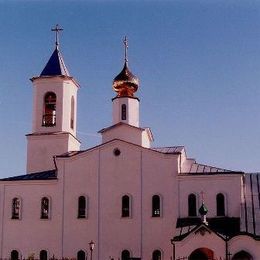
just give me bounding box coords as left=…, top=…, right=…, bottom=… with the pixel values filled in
left=0, top=170, right=57, bottom=181
left=187, top=162, right=239, bottom=174
left=241, top=173, right=260, bottom=235
left=40, top=47, right=70, bottom=76
left=173, top=217, right=241, bottom=241
left=152, top=146, right=184, bottom=154
left=56, top=139, right=184, bottom=158
left=98, top=122, right=145, bottom=133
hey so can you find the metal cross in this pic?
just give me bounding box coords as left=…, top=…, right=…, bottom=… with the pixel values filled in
left=51, top=24, right=63, bottom=47
left=227, top=252, right=232, bottom=260
left=200, top=191, right=205, bottom=202
left=123, top=36, right=128, bottom=63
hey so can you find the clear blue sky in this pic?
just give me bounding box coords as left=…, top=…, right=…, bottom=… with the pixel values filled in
left=0, top=0, right=260, bottom=177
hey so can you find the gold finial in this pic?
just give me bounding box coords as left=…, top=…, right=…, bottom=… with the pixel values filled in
left=51, top=24, right=63, bottom=48
left=123, top=36, right=128, bottom=63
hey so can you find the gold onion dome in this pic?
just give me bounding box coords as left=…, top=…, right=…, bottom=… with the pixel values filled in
left=113, top=61, right=139, bottom=97
left=112, top=36, right=139, bottom=97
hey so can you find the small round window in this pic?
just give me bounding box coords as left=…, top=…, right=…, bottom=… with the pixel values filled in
left=113, top=148, right=121, bottom=156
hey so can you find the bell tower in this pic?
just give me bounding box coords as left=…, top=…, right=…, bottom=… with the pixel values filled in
left=26, top=25, right=80, bottom=174
left=100, top=37, right=153, bottom=148
left=112, top=36, right=140, bottom=127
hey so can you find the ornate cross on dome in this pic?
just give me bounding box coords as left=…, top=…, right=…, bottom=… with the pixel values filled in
left=123, top=36, right=128, bottom=63
left=51, top=24, right=63, bottom=47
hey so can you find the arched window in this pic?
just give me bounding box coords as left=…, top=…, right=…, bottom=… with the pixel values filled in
left=11, top=250, right=19, bottom=260
left=71, top=96, right=75, bottom=129
left=188, top=194, right=197, bottom=217
left=122, top=195, right=130, bottom=217
left=152, top=195, right=161, bottom=217
left=43, top=92, right=56, bottom=127
left=189, top=248, right=214, bottom=260
left=232, top=250, right=253, bottom=260
left=12, top=197, right=21, bottom=219
left=121, top=249, right=130, bottom=260
left=40, top=250, right=48, bottom=260
left=152, top=250, right=162, bottom=260
left=41, top=197, right=50, bottom=219
left=77, top=250, right=86, bottom=260
left=78, top=196, right=86, bottom=218
left=121, top=104, right=127, bottom=120
left=216, top=193, right=225, bottom=216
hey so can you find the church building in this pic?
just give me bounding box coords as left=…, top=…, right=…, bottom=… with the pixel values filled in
left=0, top=26, right=259, bottom=260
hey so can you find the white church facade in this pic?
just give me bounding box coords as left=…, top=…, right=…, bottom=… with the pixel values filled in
left=0, top=27, right=259, bottom=260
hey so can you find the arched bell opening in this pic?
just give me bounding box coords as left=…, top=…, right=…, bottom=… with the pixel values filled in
left=42, top=92, right=56, bottom=127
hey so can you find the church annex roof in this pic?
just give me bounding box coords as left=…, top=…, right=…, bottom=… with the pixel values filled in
left=174, top=217, right=241, bottom=241
left=151, top=146, right=184, bottom=154
left=187, top=162, right=240, bottom=174
left=98, top=122, right=145, bottom=134
left=173, top=217, right=260, bottom=242
left=0, top=170, right=57, bottom=181
left=40, top=47, right=70, bottom=77
left=56, top=139, right=184, bottom=158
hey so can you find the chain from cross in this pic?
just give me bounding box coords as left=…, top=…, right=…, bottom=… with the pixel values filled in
left=51, top=24, right=63, bottom=47
left=123, top=36, right=128, bottom=63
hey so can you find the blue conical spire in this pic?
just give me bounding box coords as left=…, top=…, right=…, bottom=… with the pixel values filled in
left=40, top=46, right=70, bottom=77
left=40, top=25, right=70, bottom=77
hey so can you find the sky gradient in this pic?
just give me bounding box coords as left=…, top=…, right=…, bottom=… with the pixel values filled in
left=1, top=0, right=260, bottom=177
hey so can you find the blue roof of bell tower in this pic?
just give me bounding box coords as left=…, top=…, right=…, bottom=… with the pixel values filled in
left=40, top=46, right=70, bottom=77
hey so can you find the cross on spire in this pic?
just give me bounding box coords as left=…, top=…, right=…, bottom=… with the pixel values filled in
left=123, top=36, right=128, bottom=63
left=51, top=24, right=63, bottom=48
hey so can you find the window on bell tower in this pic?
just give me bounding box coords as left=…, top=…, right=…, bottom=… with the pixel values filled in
left=121, top=104, right=127, bottom=120
left=42, top=92, right=56, bottom=127
left=70, top=96, right=75, bottom=129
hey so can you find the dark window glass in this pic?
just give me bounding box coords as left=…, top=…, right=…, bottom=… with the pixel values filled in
left=71, top=96, right=75, bottom=129
left=122, top=195, right=130, bottom=217
left=152, top=250, right=162, bottom=260
left=11, top=250, right=19, bottom=260
left=40, top=250, right=48, bottom=260
left=188, top=194, right=197, bottom=217
left=77, top=250, right=86, bottom=260
left=43, top=92, right=56, bottom=127
left=152, top=195, right=161, bottom=217
left=121, top=104, right=127, bottom=120
left=232, top=250, right=253, bottom=260
left=216, top=193, right=225, bottom=216
left=41, top=197, right=49, bottom=219
left=12, top=198, right=20, bottom=219
left=121, top=250, right=130, bottom=260
left=78, top=196, right=86, bottom=218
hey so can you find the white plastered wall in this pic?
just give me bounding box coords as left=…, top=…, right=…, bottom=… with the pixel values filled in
left=112, top=97, right=139, bottom=127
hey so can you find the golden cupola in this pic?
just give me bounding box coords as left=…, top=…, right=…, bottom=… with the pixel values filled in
left=112, top=37, right=139, bottom=97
